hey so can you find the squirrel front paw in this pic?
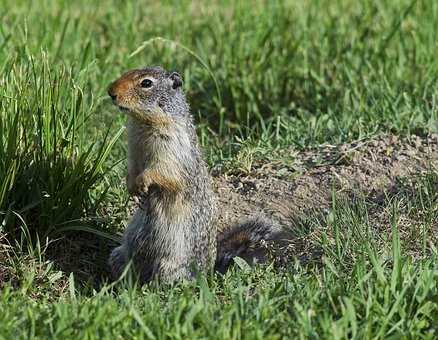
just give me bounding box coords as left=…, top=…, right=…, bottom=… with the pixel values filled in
left=135, top=172, right=152, bottom=194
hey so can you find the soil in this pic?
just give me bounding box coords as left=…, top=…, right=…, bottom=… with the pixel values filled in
left=213, top=133, right=437, bottom=231
left=212, top=133, right=437, bottom=267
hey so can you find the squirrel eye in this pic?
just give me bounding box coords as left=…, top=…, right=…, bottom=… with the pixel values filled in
left=140, top=78, right=153, bottom=88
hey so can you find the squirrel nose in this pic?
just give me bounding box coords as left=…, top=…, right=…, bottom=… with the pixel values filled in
left=107, top=87, right=117, bottom=101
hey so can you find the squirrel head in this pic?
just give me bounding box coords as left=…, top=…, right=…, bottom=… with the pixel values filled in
left=108, top=66, right=187, bottom=121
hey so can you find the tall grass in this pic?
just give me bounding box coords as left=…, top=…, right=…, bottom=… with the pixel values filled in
left=0, top=54, right=122, bottom=239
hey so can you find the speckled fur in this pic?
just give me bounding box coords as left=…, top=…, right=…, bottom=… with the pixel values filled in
left=107, top=66, right=282, bottom=284
left=108, top=67, right=216, bottom=282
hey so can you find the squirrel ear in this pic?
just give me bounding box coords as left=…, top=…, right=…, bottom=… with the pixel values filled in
left=169, top=72, right=183, bottom=89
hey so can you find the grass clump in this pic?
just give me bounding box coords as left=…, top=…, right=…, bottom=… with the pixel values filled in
left=0, top=54, right=122, bottom=240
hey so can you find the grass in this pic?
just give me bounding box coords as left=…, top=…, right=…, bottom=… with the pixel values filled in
left=1, top=173, right=436, bottom=338
left=0, top=0, right=437, bottom=338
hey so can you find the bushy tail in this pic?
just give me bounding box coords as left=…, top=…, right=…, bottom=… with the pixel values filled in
left=215, top=216, right=285, bottom=273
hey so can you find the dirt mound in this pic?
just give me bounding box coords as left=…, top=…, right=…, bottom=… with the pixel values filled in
left=213, top=134, right=437, bottom=231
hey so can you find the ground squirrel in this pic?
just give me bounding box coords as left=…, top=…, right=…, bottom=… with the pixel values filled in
left=107, top=66, right=283, bottom=283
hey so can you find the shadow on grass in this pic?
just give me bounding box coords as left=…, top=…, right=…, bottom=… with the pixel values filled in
left=45, top=231, right=117, bottom=289
left=1, top=151, right=120, bottom=291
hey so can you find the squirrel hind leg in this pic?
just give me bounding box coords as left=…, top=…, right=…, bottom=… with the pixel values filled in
left=108, top=246, right=128, bottom=281
left=215, top=216, right=285, bottom=274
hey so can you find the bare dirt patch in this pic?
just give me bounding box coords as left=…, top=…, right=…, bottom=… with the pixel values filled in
left=213, top=133, right=437, bottom=232
left=213, top=133, right=437, bottom=265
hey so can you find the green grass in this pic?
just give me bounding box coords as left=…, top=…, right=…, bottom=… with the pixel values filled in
left=1, top=258, right=436, bottom=338
left=1, top=173, right=436, bottom=338
left=0, top=0, right=437, bottom=338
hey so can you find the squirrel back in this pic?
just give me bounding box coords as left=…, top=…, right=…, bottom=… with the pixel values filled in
left=107, top=67, right=285, bottom=283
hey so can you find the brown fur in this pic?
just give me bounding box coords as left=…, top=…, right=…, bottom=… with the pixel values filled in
left=136, top=169, right=184, bottom=194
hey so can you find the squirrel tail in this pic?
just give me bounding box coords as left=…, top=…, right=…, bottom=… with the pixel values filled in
left=215, top=216, right=285, bottom=274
